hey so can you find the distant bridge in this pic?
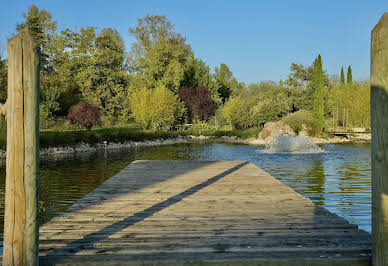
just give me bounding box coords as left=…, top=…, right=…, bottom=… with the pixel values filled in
left=327, top=128, right=371, bottom=136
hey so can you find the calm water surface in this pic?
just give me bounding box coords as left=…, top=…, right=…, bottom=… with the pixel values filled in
left=0, top=142, right=371, bottom=248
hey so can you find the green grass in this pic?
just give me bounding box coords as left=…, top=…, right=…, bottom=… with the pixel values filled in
left=0, top=118, right=263, bottom=149
left=40, top=127, right=182, bottom=148
left=39, top=125, right=262, bottom=148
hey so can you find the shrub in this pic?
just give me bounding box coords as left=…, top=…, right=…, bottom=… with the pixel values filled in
left=178, top=86, right=215, bottom=122
left=252, top=97, right=291, bottom=126
left=68, top=101, right=101, bottom=130
left=208, top=108, right=228, bottom=129
left=222, top=96, right=252, bottom=129
left=282, top=110, right=313, bottom=134
left=129, top=86, right=185, bottom=130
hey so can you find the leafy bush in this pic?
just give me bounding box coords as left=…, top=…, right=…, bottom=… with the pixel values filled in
left=222, top=96, right=252, bottom=129
left=68, top=101, right=101, bottom=130
left=208, top=108, right=228, bottom=129
left=252, top=97, right=291, bottom=126
left=178, top=86, right=215, bottom=122
left=282, top=110, right=313, bottom=134
left=40, top=84, right=61, bottom=129
left=129, top=86, right=185, bottom=130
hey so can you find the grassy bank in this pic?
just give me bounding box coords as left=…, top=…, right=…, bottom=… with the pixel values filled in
left=0, top=125, right=262, bottom=149
left=40, top=126, right=261, bottom=148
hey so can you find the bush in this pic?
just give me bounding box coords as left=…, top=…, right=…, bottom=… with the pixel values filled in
left=208, top=108, right=228, bottom=129
left=222, top=96, right=251, bottom=129
left=252, top=97, right=291, bottom=126
left=68, top=101, right=101, bottom=130
left=178, top=86, right=215, bottom=122
left=282, top=110, right=313, bottom=134
left=40, top=81, right=61, bottom=129
left=129, top=86, right=185, bottom=130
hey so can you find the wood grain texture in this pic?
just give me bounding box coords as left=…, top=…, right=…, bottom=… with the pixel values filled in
left=38, top=160, right=371, bottom=265
left=3, top=29, right=39, bottom=266
left=4, top=29, right=26, bottom=266
left=371, top=12, right=388, bottom=266
left=22, top=29, right=40, bottom=266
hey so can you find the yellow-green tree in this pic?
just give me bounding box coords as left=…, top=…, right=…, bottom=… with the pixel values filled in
left=128, top=15, right=191, bottom=94
left=129, top=86, right=185, bottom=130
left=328, top=81, right=370, bottom=128
left=222, top=96, right=251, bottom=129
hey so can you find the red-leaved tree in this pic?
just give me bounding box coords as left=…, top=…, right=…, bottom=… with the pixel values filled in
left=68, top=101, right=101, bottom=130
left=178, top=87, right=216, bottom=123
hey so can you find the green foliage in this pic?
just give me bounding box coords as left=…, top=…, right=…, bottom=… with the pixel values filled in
left=210, top=127, right=262, bottom=139
left=181, top=55, right=221, bottom=104
left=252, top=97, right=291, bottom=126
left=222, top=96, right=251, bottom=129
left=128, top=15, right=191, bottom=94
left=311, top=55, right=325, bottom=136
left=53, top=27, right=129, bottom=118
left=17, top=5, right=57, bottom=73
left=208, top=108, right=228, bottom=129
left=328, top=81, right=370, bottom=128
left=282, top=110, right=313, bottom=134
left=40, top=81, right=61, bottom=129
left=347, top=65, right=352, bottom=84
left=39, top=127, right=182, bottom=148
left=340, top=67, right=345, bottom=85
left=285, top=62, right=329, bottom=111
left=214, top=63, right=238, bottom=103
left=238, top=81, right=292, bottom=126
left=129, top=86, right=185, bottom=130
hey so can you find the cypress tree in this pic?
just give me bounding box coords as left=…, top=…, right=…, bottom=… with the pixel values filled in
left=340, top=66, right=345, bottom=85
left=347, top=65, right=352, bottom=84
left=312, top=54, right=325, bottom=136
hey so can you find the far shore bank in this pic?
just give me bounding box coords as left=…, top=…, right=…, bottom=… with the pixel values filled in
left=0, top=133, right=371, bottom=159
left=190, top=134, right=371, bottom=145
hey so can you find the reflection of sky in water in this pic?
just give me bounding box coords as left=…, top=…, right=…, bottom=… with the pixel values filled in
left=0, top=142, right=372, bottom=251
left=176, top=142, right=371, bottom=232
left=132, top=142, right=369, bottom=232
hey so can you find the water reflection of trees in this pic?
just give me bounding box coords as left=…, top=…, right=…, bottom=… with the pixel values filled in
left=304, top=160, right=325, bottom=205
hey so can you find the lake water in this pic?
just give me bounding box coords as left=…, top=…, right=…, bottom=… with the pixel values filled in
left=0, top=142, right=372, bottom=248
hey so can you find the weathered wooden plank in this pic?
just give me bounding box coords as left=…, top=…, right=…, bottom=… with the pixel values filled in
left=38, top=160, right=371, bottom=265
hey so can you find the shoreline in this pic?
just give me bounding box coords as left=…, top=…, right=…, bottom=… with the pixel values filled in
left=0, top=134, right=371, bottom=159
left=190, top=134, right=371, bottom=145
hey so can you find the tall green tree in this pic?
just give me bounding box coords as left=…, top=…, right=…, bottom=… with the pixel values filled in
left=340, top=66, right=345, bottom=85
left=128, top=15, right=191, bottom=93
left=53, top=27, right=129, bottom=118
left=347, top=65, right=352, bottom=84
left=285, top=62, right=329, bottom=112
left=17, top=5, right=57, bottom=72
left=51, top=27, right=96, bottom=114
left=311, top=55, right=325, bottom=135
left=214, top=63, right=237, bottom=103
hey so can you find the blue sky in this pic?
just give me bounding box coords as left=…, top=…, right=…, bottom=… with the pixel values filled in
left=0, top=0, right=387, bottom=84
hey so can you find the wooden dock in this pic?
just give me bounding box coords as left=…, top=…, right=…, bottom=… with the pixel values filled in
left=39, top=160, right=371, bottom=265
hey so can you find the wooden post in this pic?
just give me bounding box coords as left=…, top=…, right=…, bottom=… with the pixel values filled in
left=3, top=29, right=40, bottom=265
left=371, top=12, right=388, bottom=266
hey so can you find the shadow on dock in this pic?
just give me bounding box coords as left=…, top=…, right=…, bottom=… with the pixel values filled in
left=39, top=160, right=371, bottom=265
